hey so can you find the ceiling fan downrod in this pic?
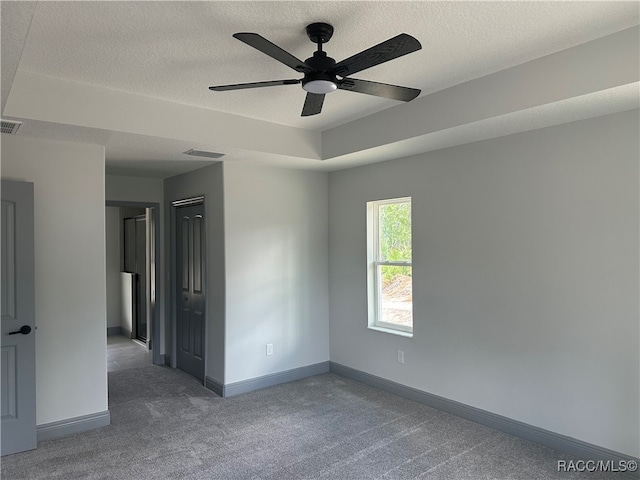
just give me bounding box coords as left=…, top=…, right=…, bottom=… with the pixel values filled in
left=302, top=23, right=338, bottom=94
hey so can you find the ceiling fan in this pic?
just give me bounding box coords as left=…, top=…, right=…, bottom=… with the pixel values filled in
left=209, top=23, right=422, bottom=117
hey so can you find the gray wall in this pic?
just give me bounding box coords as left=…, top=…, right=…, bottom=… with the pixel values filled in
left=164, top=163, right=226, bottom=383
left=328, top=110, right=639, bottom=457
left=1, top=135, right=108, bottom=425
left=223, top=162, right=330, bottom=384
left=163, top=162, right=330, bottom=386
left=106, top=175, right=164, bottom=205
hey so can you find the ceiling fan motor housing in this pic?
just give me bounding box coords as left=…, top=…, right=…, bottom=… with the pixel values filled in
left=302, top=51, right=338, bottom=93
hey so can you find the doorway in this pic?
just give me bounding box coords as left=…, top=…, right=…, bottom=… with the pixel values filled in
left=105, top=201, right=162, bottom=366
left=123, top=213, right=148, bottom=343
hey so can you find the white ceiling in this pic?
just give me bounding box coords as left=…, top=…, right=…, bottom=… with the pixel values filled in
left=1, top=1, right=639, bottom=177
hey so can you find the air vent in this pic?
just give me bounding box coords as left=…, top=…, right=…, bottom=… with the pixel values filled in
left=1, top=120, right=22, bottom=135
left=183, top=149, right=225, bottom=159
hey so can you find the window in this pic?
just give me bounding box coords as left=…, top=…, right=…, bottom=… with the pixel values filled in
left=367, top=197, right=413, bottom=335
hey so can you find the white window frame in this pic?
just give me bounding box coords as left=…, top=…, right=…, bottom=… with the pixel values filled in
left=367, top=197, right=413, bottom=337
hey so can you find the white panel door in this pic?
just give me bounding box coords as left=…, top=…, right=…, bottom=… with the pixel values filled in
left=1, top=180, right=36, bottom=456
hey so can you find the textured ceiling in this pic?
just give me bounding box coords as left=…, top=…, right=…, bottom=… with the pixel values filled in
left=2, top=1, right=639, bottom=177
left=13, top=1, right=639, bottom=129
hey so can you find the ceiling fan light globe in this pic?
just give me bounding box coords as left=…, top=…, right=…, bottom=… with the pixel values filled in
left=303, top=80, right=337, bottom=94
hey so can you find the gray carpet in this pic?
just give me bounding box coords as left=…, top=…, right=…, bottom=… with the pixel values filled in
left=1, top=363, right=627, bottom=479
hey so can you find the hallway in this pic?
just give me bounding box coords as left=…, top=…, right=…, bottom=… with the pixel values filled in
left=107, top=335, right=153, bottom=373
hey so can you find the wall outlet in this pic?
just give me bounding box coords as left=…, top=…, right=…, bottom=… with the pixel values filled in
left=397, top=350, right=405, bottom=364
left=266, top=343, right=273, bottom=356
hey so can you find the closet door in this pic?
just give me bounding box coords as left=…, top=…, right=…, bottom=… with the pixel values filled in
left=176, top=203, right=205, bottom=381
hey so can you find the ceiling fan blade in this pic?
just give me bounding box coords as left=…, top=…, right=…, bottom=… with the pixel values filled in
left=338, top=78, right=420, bottom=102
left=209, top=79, right=301, bottom=91
left=301, top=93, right=325, bottom=116
left=234, top=33, right=314, bottom=74
left=333, top=34, right=421, bottom=77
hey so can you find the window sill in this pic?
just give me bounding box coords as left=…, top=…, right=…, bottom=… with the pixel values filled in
left=367, top=325, right=413, bottom=338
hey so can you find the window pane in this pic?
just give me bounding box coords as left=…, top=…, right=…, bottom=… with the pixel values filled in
left=379, top=265, right=412, bottom=328
left=378, top=202, right=411, bottom=262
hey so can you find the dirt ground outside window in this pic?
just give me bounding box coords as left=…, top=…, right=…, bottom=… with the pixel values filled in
left=381, top=274, right=412, bottom=327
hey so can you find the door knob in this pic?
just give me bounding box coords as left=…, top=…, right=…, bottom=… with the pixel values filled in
left=8, top=325, right=32, bottom=335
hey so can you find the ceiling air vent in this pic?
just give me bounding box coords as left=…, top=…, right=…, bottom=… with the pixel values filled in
left=183, top=149, right=225, bottom=159
left=1, top=119, right=22, bottom=135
